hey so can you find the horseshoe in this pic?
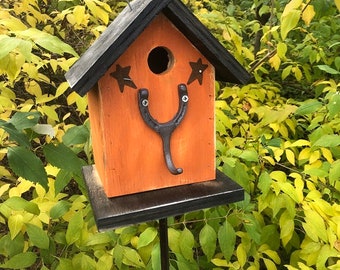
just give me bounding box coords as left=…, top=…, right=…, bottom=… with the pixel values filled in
left=138, top=84, right=189, bottom=175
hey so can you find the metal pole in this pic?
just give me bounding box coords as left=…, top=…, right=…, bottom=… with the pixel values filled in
left=159, top=218, right=169, bottom=270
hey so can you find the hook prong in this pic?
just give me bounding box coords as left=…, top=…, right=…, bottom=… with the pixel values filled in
left=137, top=84, right=188, bottom=175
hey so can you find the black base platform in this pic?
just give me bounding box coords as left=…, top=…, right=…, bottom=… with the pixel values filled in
left=83, top=165, right=244, bottom=231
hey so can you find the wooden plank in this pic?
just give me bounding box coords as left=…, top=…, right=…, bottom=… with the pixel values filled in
left=87, top=85, right=107, bottom=191
left=83, top=165, right=244, bottom=231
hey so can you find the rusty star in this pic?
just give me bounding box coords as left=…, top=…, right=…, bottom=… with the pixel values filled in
left=110, top=64, right=137, bottom=93
left=187, top=58, right=208, bottom=85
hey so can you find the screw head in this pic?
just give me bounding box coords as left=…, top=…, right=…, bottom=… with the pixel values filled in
left=142, top=99, right=149, bottom=107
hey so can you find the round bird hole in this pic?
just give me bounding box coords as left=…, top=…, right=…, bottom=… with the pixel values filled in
left=148, top=46, right=173, bottom=74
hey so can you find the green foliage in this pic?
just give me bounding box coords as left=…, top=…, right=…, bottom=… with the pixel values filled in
left=1, top=0, right=340, bottom=269
left=214, top=80, right=340, bottom=269
left=0, top=179, right=119, bottom=269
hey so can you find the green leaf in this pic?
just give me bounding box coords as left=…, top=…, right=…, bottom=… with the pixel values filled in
left=223, top=162, right=250, bottom=193
left=72, top=253, right=96, bottom=270
left=0, top=234, right=24, bottom=257
left=96, top=253, right=113, bottom=270
left=0, top=35, right=21, bottom=60
left=261, top=225, right=280, bottom=250
left=43, top=143, right=83, bottom=173
left=0, top=35, right=32, bottom=61
left=151, top=243, right=161, bottom=270
left=0, top=53, right=23, bottom=81
left=65, top=211, right=83, bottom=245
left=316, top=245, right=338, bottom=269
left=329, top=160, right=340, bottom=186
left=62, top=125, right=89, bottom=146
left=281, top=0, right=303, bottom=17
left=243, top=214, right=262, bottom=244
left=26, top=223, right=49, bottom=249
left=84, top=0, right=111, bottom=25
left=302, top=210, right=326, bottom=242
left=20, top=28, right=78, bottom=57
left=55, top=169, right=73, bottom=194
left=0, top=121, right=30, bottom=147
left=279, top=210, right=294, bottom=246
left=334, top=56, right=340, bottom=70
left=266, top=138, right=283, bottom=148
left=118, top=226, right=138, bottom=246
left=50, top=201, right=71, bottom=220
left=277, top=42, right=287, bottom=58
left=280, top=9, right=301, bottom=40
left=113, top=245, right=124, bottom=269
left=8, top=111, right=41, bottom=130
left=86, top=232, right=112, bottom=246
left=122, top=246, right=146, bottom=268
left=4, top=196, right=40, bottom=215
left=0, top=252, right=37, bottom=269
left=218, top=220, right=236, bottom=262
left=168, top=227, right=181, bottom=253
left=263, top=258, right=277, bottom=270
left=258, top=171, right=272, bottom=196
left=317, top=65, right=340, bottom=75
left=17, top=39, right=33, bottom=61
left=179, top=227, right=195, bottom=262
left=176, top=253, right=199, bottom=269
left=304, top=167, right=328, bottom=178
left=8, top=214, right=24, bottom=239
left=199, top=223, right=216, bottom=261
left=276, top=182, right=300, bottom=203
left=312, top=134, right=340, bottom=148
left=137, top=227, right=157, bottom=249
left=282, top=65, right=292, bottom=80
left=56, top=258, right=73, bottom=270
left=239, top=149, right=259, bottom=162
left=221, top=156, right=237, bottom=167
left=327, top=93, right=340, bottom=119
left=295, top=99, right=323, bottom=115
left=211, top=258, right=229, bottom=267
left=7, top=146, right=48, bottom=188
left=236, top=243, right=247, bottom=267
left=273, top=194, right=295, bottom=218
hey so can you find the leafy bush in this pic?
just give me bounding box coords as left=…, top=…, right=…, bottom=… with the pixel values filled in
left=214, top=80, right=340, bottom=269
left=0, top=0, right=340, bottom=269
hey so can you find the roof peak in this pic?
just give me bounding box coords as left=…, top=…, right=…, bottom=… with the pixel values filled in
left=65, top=0, right=250, bottom=96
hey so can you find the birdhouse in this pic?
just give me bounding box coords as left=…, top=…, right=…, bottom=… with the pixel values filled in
left=65, top=0, right=250, bottom=198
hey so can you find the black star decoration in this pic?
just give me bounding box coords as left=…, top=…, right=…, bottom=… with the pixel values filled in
left=110, top=64, right=137, bottom=93
left=187, top=58, right=208, bottom=85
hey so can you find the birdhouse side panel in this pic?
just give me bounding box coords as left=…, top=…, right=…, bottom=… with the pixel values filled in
left=94, top=13, right=216, bottom=197
left=87, top=85, right=108, bottom=190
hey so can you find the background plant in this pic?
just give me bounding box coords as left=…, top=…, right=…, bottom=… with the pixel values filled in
left=0, top=0, right=340, bottom=269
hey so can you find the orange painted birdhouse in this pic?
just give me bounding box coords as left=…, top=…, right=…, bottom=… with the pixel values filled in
left=65, top=0, right=250, bottom=198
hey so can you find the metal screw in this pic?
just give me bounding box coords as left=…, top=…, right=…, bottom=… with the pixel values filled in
left=182, top=95, right=189, bottom=103
left=142, top=99, right=149, bottom=107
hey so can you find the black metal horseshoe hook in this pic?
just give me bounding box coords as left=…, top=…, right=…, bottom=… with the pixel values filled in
left=138, top=84, right=189, bottom=175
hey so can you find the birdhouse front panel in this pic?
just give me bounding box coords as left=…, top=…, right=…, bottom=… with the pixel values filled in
left=88, top=13, right=216, bottom=197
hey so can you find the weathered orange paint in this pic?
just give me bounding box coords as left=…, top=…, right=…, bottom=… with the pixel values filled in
left=88, top=13, right=216, bottom=197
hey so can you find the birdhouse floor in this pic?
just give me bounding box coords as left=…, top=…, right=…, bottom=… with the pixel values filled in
left=83, top=165, right=244, bottom=231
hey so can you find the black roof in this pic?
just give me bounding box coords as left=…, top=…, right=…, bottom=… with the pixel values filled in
left=65, top=0, right=251, bottom=96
